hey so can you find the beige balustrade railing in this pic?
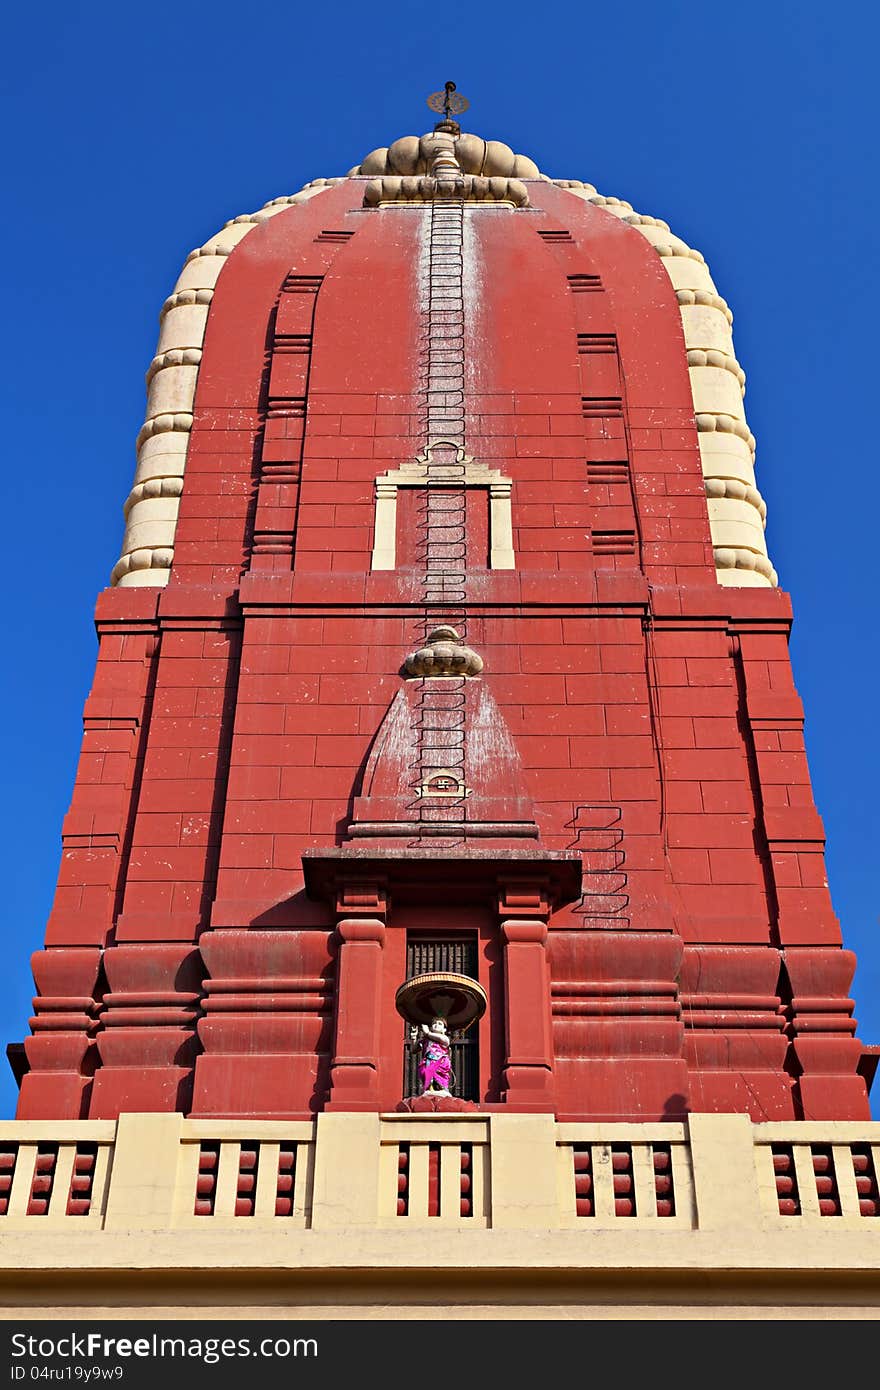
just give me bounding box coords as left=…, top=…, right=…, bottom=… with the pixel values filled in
left=1, top=1113, right=878, bottom=1233
left=753, top=1122, right=880, bottom=1227
left=0, top=1121, right=115, bottom=1227
left=555, top=1122, right=696, bottom=1228
left=377, top=1116, right=490, bottom=1227
left=172, top=1121, right=315, bottom=1228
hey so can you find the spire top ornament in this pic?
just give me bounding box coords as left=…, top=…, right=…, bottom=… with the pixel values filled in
left=427, top=80, right=469, bottom=134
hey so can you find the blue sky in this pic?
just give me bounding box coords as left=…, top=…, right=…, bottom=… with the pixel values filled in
left=1, top=0, right=876, bottom=1118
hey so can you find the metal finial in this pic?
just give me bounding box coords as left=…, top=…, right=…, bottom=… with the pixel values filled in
left=427, top=80, right=470, bottom=131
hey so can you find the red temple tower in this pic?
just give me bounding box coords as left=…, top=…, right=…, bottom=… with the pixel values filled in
left=6, top=104, right=880, bottom=1323
left=12, top=108, right=873, bottom=1133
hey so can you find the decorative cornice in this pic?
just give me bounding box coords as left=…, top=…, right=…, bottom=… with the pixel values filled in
left=110, top=546, right=174, bottom=586
left=160, top=288, right=214, bottom=320
left=135, top=412, right=193, bottom=451
left=687, top=348, right=746, bottom=390
left=123, top=476, right=185, bottom=518
left=704, top=476, right=767, bottom=521
left=351, top=133, right=541, bottom=179
left=714, top=547, right=777, bottom=583
left=145, top=348, right=203, bottom=385
left=695, top=412, right=756, bottom=454
left=364, top=174, right=529, bottom=207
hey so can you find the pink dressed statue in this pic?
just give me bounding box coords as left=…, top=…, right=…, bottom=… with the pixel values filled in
left=411, top=1018, right=454, bottom=1096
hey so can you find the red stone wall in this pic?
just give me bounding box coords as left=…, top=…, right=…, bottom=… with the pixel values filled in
left=15, top=181, right=868, bottom=1122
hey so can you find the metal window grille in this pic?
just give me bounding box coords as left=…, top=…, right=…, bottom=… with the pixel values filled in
left=403, top=936, right=479, bottom=1102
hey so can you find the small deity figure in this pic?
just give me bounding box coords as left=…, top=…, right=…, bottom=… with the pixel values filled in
left=411, top=1017, right=454, bottom=1096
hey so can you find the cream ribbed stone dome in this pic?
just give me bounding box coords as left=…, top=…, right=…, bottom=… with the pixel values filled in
left=112, top=132, right=774, bottom=589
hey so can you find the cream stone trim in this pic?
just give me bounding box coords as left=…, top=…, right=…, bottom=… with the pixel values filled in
left=679, top=302, right=736, bottom=353
left=559, top=179, right=776, bottom=586
left=698, top=430, right=758, bottom=490
left=366, top=174, right=528, bottom=207
left=0, top=1121, right=115, bottom=1227
left=675, top=287, right=735, bottom=324
left=708, top=503, right=768, bottom=551
left=362, top=131, right=531, bottom=208
left=353, top=133, right=542, bottom=179
left=160, top=286, right=215, bottom=317
left=3, top=1114, right=880, bottom=1321
left=704, top=478, right=766, bottom=520
left=415, top=769, right=473, bottom=799
left=3, top=1113, right=880, bottom=1241
left=378, top=1116, right=489, bottom=1226
left=134, top=411, right=194, bottom=452
left=489, top=484, right=516, bottom=568
left=123, top=476, right=186, bottom=514
left=555, top=1121, right=696, bottom=1229
left=695, top=412, right=756, bottom=453
left=145, top=347, right=203, bottom=385
left=690, top=367, right=747, bottom=421
left=713, top=546, right=777, bottom=583
left=110, top=546, right=176, bottom=587
left=686, top=349, right=745, bottom=391
left=144, top=364, right=201, bottom=422
left=371, top=440, right=515, bottom=571
left=111, top=181, right=336, bottom=588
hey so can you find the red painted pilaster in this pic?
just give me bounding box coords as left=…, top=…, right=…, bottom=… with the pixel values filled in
left=17, top=948, right=102, bottom=1119
left=89, top=944, right=202, bottom=1117
left=499, top=918, right=555, bottom=1110
left=327, top=914, right=386, bottom=1111
left=192, top=929, right=334, bottom=1118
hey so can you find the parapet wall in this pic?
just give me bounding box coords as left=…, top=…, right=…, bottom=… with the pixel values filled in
left=2, top=1112, right=879, bottom=1318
